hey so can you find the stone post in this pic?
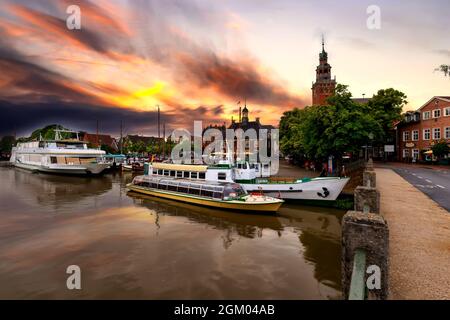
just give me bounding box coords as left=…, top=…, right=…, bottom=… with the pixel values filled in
left=363, top=170, right=377, bottom=188
left=365, top=158, right=374, bottom=171
left=342, top=211, right=389, bottom=300
left=354, top=185, right=380, bottom=214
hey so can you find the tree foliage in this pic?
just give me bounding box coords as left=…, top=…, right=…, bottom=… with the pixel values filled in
left=280, top=84, right=406, bottom=161
left=431, top=140, right=450, bottom=160
left=435, top=64, right=449, bottom=78
left=0, top=136, right=16, bottom=153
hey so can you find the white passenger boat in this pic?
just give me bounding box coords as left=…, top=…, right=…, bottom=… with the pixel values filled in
left=127, top=175, right=284, bottom=212
left=146, top=161, right=350, bottom=201
left=10, top=130, right=110, bottom=175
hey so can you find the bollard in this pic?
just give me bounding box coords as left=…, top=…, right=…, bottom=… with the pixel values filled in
left=363, top=170, right=377, bottom=188
left=365, top=158, right=374, bottom=171
left=341, top=211, right=389, bottom=300
left=354, top=186, right=380, bottom=214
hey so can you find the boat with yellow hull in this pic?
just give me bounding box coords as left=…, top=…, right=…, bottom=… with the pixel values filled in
left=127, top=176, right=283, bottom=213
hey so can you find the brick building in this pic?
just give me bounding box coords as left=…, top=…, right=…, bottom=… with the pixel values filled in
left=396, top=96, right=450, bottom=162
left=311, top=37, right=336, bottom=106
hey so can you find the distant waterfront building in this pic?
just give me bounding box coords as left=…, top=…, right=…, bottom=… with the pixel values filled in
left=311, top=37, right=336, bottom=106
left=80, top=132, right=118, bottom=152
left=396, top=96, right=450, bottom=162
left=204, top=104, right=275, bottom=159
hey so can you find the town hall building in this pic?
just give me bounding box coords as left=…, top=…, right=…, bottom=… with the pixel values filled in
left=311, top=38, right=336, bottom=106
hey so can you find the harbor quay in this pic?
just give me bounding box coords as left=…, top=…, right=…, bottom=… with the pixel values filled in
left=340, top=161, right=450, bottom=300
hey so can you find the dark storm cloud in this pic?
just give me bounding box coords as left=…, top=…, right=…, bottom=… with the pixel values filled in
left=0, top=45, right=86, bottom=101
left=0, top=99, right=163, bottom=137
left=0, top=99, right=228, bottom=137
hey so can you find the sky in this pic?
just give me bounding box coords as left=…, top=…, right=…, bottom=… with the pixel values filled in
left=0, top=0, right=449, bottom=137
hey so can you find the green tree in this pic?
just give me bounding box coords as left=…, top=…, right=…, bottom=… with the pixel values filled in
left=279, top=108, right=306, bottom=160
left=0, top=136, right=16, bottom=153
left=431, top=140, right=450, bottom=160
left=100, top=144, right=116, bottom=154
left=279, top=84, right=386, bottom=162
left=366, top=88, right=407, bottom=142
left=30, top=124, right=69, bottom=141
left=435, top=64, right=449, bottom=78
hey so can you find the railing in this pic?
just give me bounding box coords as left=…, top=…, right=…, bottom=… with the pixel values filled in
left=342, top=159, right=365, bottom=176
left=349, top=248, right=367, bottom=300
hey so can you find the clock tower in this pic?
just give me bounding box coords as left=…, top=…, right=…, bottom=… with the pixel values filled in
left=311, top=36, right=336, bottom=105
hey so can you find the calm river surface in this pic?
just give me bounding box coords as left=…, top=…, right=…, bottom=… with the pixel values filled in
left=0, top=166, right=344, bottom=299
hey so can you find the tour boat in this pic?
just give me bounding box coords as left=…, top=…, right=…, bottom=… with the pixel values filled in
left=10, top=130, right=110, bottom=175
left=127, top=175, right=284, bottom=212
left=146, top=161, right=349, bottom=201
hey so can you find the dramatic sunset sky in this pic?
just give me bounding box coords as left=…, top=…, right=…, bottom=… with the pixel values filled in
left=0, top=0, right=449, bottom=136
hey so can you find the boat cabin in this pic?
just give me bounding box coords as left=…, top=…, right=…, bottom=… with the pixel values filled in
left=132, top=176, right=247, bottom=200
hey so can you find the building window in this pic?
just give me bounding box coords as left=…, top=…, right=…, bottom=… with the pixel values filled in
left=403, top=131, right=410, bottom=141
left=423, top=129, right=431, bottom=140
left=412, top=130, right=419, bottom=141
left=412, top=149, right=419, bottom=160
left=423, top=111, right=431, bottom=120
left=433, top=109, right=441, bottom=118
left=445, top=107, right=450, bottom=117
left=433, top=128, right=441, bottom=140
left=402, top=149, right=409, bottom=158
left=445, top=127, right=450, bottom=139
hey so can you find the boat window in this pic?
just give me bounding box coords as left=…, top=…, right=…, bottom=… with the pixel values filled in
left=201, top=189, right=213, bottom=198
left=157, top=169, right=163, bottom=175
left=170, top=170, right=176, bottom=177
left=199, top=172, right=205, bottom=179
left=177, top=171, right=183, bottom=178
left=191, top=172, right=198, bottom=179
left=159, top=181, right=168, bottom=190
left=153, top=169, right=158, bottom=175
left=178, top=185, right=188, bottom=193
left=218, top=172, right=227, bottom=180
left=183, top=171, right=190, bottom=178
left=168, top=181, right=178, bottom=191
left=213, top=192, right=222, bottom=199
left=50, top=156, right=57, bottom=164
left=163, top=170, right=169, bottom=176
left=223, top=184, right=246, bottom=199
left=188, top=184, right=201, bottom=195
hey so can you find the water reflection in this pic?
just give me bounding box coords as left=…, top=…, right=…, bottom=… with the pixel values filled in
left=0, top=167, right=344, bottom=299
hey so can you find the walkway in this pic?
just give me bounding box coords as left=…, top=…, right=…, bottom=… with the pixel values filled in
left=376, top=168, right=450, bottom=299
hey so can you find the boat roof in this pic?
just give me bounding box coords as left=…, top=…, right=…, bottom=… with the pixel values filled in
left=151, top=162, right=208, bottom=172
left=138, top=175, right=240, bottom=188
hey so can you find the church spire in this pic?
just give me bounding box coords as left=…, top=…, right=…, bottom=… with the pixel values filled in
left=322, top=34, right=325, bottom=52
left=320, top=34, right=328, bottom=61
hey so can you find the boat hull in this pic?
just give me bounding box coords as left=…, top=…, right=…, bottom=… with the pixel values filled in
left=14, top=162, right=109, bottom=175
left=127, top=184, right=283, bottom=212
left=240, top=177, right=350, bottom=201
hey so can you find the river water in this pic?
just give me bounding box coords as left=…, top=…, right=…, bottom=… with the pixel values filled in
left=0, top=166, right=344, bottom=299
